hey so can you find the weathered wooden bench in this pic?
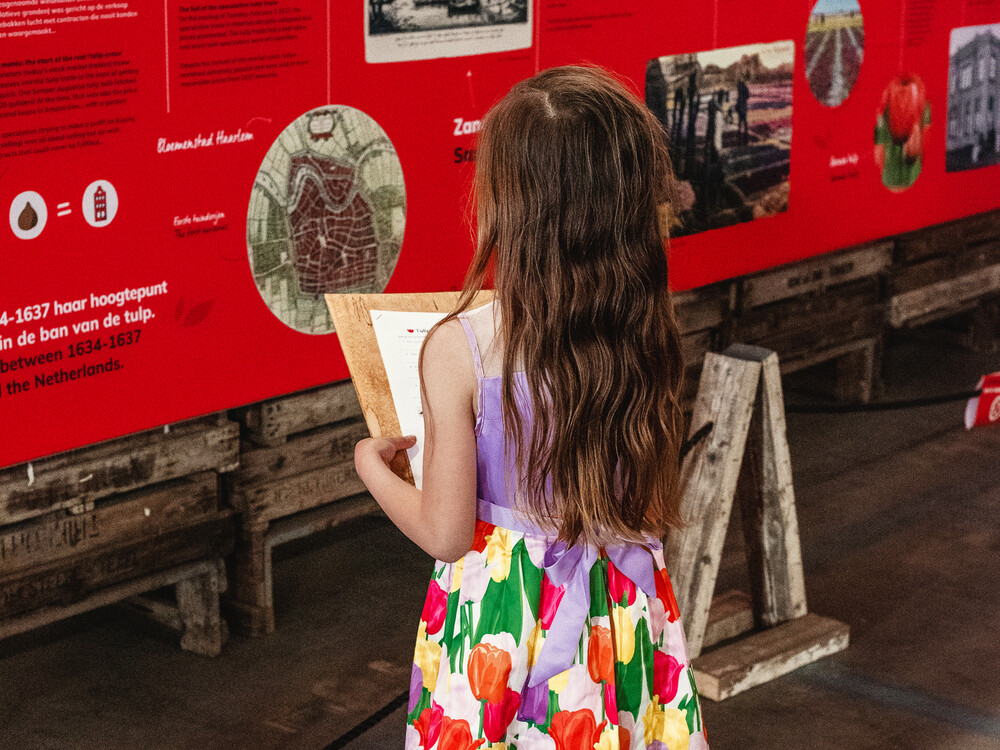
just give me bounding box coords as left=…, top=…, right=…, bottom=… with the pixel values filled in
left=0, top=417, right=238, bottom=656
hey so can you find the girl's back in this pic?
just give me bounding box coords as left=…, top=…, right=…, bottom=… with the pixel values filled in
left=399, top=300, right=709, bottom=750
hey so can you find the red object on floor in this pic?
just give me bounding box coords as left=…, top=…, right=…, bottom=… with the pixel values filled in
left=966, top=373, right=1000, bottom=429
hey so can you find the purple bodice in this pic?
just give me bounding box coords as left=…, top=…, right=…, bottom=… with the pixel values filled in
left=457, top=311, right=663, bottom=688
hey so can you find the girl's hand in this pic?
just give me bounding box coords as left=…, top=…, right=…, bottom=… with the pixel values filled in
left=355, top=435, right=417, bottom=477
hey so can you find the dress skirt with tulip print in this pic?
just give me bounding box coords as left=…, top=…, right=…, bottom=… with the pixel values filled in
left=405, top=515, right=709, bottom=750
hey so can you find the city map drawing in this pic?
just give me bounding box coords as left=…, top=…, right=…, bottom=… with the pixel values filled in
left=247, top=106, right=406, bottom=333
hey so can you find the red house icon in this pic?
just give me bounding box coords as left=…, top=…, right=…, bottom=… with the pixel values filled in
left=94, top=186, right=107, bottom=223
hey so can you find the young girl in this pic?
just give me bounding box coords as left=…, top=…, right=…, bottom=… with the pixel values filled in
left=354, top=65, right=708, bottom=750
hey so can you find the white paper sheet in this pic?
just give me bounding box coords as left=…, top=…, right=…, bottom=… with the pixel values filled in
left=369, top=309, right=448, bottom=488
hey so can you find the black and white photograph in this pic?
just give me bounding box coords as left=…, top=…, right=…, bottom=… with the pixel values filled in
left=646, top=41, right=794, bottom=238
left=946, top=23, right=1000, bottom=172
left=365, top=0, right=531, bottom=63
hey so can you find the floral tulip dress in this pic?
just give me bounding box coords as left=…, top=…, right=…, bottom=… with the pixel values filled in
left=405, top=308, right=708, bottom=750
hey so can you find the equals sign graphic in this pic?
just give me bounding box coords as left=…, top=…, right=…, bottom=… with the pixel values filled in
left=56, top=202, right=71, bottom=217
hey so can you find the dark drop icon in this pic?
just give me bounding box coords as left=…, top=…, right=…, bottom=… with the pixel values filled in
left=18, top=202, right=38, bottom=231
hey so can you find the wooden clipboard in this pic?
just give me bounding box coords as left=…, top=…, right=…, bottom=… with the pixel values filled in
left=325, top=291, right=493, bottom=483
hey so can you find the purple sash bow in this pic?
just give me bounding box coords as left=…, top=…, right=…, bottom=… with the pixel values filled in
left=476, top=499, right=661, bottom=688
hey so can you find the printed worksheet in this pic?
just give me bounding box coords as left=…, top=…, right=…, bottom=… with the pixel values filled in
left=369, top=309, right=448, bottom=488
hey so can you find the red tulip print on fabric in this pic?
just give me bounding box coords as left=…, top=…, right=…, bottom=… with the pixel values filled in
left=539, top=572, right=566, bottom=630
left=470, top=520, right=496, bottom=554
left=483, top=688, right=521, bottom=742
left=607, top=560, right=636, bottom=606
left=653, top=651, right=685, bottom=704
left=549, top=709, right=607, bottom=750
left=655, top=568, right=681, bottom=622
left=421, top=581, right=448, bottom=635
left=587, top=625, right=615, bottom=684
left=439, top=716, right=486, bottom=750
left=413, top=702, right=443, bottom=748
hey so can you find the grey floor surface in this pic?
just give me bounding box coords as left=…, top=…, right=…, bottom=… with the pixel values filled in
left=1, top=331, right=998, bottom=750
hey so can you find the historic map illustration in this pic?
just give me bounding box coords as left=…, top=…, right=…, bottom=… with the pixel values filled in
left=247, top=106, right=406, bottom=334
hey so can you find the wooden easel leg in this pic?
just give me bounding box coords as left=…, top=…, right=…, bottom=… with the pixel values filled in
left=665, top=349, right=762, bottom=658
left=736, top=349, right=808, bottom=628
left=177, top=558, right=228, bottom=657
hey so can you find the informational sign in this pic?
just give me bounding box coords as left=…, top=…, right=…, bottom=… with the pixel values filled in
left=1, top=0, right=999, bottom=467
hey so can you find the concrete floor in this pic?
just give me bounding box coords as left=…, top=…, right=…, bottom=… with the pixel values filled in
left=1, top=331, right=998, bottom=750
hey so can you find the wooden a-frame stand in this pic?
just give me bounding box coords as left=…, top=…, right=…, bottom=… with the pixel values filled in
left=667, top=344, right=850, bottom=701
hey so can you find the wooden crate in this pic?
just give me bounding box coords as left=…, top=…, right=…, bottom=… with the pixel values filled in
left=674, top=281, right=733, bottom=408
left=236, top=380, right=361, bottom=447
left=729, top=243, right=892, bottom=403
left=890, top=209, right=1000, bottom=328
left=225, top=414, right=378, bottom=635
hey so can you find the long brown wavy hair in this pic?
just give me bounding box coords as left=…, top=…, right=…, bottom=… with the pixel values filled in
left=426, top=65, right=686, bottom=547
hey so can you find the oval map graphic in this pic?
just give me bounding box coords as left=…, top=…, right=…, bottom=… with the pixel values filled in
left=247, top=105, right=406, bottom=334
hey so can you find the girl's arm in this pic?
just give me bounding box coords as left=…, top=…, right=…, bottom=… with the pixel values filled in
left=354, top=319, right=479, bottom=562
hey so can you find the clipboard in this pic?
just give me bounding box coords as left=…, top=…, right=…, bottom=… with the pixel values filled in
left=325, top=291, right=494, bottom=484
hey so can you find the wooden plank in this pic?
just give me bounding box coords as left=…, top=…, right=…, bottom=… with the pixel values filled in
left=733, top=279, right=880, bottom=341
left=0, top=473, right=217, bottom=577
left=680, top=329, right=712, bottom=369
left=960, top=209, right=1000, bottom=245
left=895, top=223, right=963, bottom=263
left=0, top=418, right=238, bottom=526
left=664, top=350, right=761, bottom=658
left=673, top=284, right=728, bottom=333
left=233, top=419, right=368, bottom=489
left=0, top=512, right=234, bottom=619
left=739, top=302, right=883, bottom=367
left=737, top=350, right=808, bottom=628
left=702, top=590, right=754, bottom=649
left=740, top=243, right=892, bottom=309
left=956, top=237, right=1000, bottom=276
left=268, top=493, right=379, bottom=548
left=889, top=263, right=1000, bottom=327
left=242, top=380, right=363, bottom=447
left=0, top=557, right=221, bottom=643
left=125, top=558, right=228, bottom=633
left=833, top=338, right=878, bottom=404
left=888, top=255, right=955, bottom=295
left=225, top=523, right=271, bottom=636
left=234, top=459, right=367, bottom=525
left=693, top=613, right=850, bottom=701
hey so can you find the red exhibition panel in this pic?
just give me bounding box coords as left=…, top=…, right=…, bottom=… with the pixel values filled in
left=0, top=0, right=998, bottom=467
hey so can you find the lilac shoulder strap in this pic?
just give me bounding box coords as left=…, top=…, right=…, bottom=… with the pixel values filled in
left=457, top=313, right=484, bottom=381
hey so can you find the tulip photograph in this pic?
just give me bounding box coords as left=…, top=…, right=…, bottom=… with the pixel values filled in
left=804, top=0, right=864, bottom=107
left=874, top=73, right=931, bottom=191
